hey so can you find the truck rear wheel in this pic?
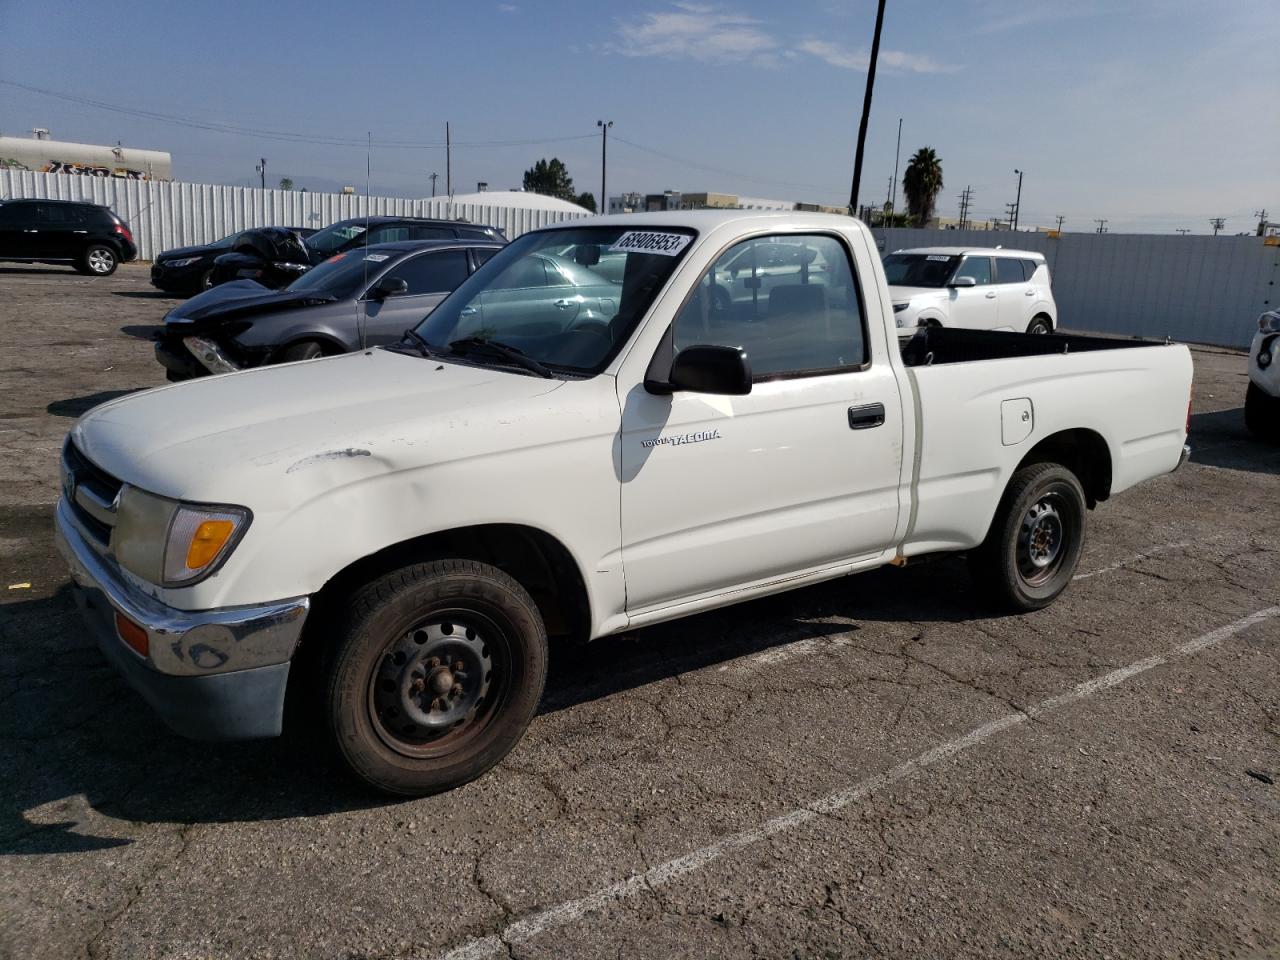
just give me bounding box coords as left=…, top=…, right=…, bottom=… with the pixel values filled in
left=969, top=462, right=1086, bottom=612
left=1245, top=382, right=1279, bottom=442
left=325, top=559, right=548, bottom=795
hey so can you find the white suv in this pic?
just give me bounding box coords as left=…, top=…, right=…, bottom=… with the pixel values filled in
left=884, top=246, right=1057, bottom=337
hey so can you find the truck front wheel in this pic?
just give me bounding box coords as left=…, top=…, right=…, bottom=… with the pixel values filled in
left=969, top=462, right=1086, bottom=612
left=326, top=559, right=548, bottom=795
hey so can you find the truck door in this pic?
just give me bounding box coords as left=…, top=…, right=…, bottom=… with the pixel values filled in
left=618, top=232, right=904, bottom=613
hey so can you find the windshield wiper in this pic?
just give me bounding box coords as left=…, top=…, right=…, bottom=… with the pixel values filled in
left=447, top=336, right=554, bottom=378
left=402, top=327, right=438, bottom=358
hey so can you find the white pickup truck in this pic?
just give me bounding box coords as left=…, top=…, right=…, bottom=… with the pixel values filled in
left=55, top=211, right=1193, bottom=795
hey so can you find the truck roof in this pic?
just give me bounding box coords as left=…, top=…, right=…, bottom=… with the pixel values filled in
left=539, top=209, right=861, bottom=232
left=893, top=245, right=1046, bottom=260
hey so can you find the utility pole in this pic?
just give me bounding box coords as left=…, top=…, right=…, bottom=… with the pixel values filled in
left=1004, top=202, right=1018, bottom=230
left=1094, top=218, right=1108, bottom=234
left=889, top=116, right=902, bottom=219
left=883, top=175, right=893, bottom=224
left=256, top=157, right=267, bottom=189
left=445, top=122, right=452, bottom=198
left=957, top=185, right=972, bottom=229
left=847, top=0, right=887, bottom=214
left=1175, top=228, right=1190, bottom=235
left=597, top=120, right=613, bottom=214
left=1011, top=168, right=1023, bottom=231
left=1255, top=209, right=1268, bottom=236
left=1209, top=217, right=1225, bottom=236
left=429, top=172, right=438, bottom=197
left=1055, top=215, right=1065, bottom=232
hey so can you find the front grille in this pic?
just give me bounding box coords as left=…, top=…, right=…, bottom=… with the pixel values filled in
left=62, top=439, right=123, bottom=549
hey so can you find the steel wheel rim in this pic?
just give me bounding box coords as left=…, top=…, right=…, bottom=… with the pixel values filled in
left=1017, top=495, right=1066, bottom=585
left=88, top=249, right=114, bottom=273
left=367, top=609, right=508, bottom=759
left=1031, top=321, right=1049, bottom=334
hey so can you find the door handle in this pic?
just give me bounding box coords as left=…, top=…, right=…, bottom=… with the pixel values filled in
left=848, top=402, right=885, bottom=430
left=553, top=298, right=575, bottom=310
left=23, top=229, right=38, bottom=233
left=1024, top=289, right=1035, bottom=296
left=73, top=229, right=88, bottom=234
left=984, top=291, right=997, bottom=298
left=459, top=306, right=477, bottom=317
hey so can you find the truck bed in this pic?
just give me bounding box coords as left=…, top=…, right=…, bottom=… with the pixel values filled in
left=901, top=326, right=1166, bottom=367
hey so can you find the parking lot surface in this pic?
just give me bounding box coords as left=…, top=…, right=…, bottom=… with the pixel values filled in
left=1, top=263, right=1278, bottom=960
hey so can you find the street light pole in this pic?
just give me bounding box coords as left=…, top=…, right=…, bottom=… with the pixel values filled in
left=597, top=120, right=613, bottom=214
left=256, top=157, right=267, bottom=190
left=848, top=0, right=887, bottom=214
left=1012, top=169, right=1023, bottom=231
left=889, top=117, right=902, bottom=219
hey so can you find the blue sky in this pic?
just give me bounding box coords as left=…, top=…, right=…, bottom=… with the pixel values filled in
left=1, top=0, right=1276, bottom=233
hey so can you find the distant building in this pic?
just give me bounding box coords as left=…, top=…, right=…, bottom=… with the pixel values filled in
left=0, top=131, right=172, bottom=180
left=608, top=190, right=847, bottom=215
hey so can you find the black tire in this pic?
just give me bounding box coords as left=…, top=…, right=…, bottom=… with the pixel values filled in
left=325, top=559, right=548, bottom=796
left=79, top=244, right=118, bottom=276
left=1245, top=381, right=1280, bottom=442
left=281, top=340, right=327, bottom=362
left=1027, top=316, right=1053, bottom=335
left=198, top=268, right=215, bottom=292
left=969, top=462, right=1087, bottom=612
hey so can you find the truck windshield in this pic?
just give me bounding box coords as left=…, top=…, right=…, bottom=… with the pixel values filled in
left=413, top=225, right=696, bottom=375
left=883, top=253, right=959, bottom=287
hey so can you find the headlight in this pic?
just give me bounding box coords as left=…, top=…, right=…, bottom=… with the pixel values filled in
left=113, top=487, right=250, bottom=587
left=1259, top=311, right=1280, bottom=334
left=165, top=257, right=201, bottom=268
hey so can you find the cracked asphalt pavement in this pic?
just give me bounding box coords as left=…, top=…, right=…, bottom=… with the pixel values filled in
left=1, top=263, right=1278, bottom=960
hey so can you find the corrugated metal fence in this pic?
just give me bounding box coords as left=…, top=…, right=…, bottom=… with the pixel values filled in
left=874, top=227, right=1279, bottom=349
left=0, top=171, right=587, bottom=260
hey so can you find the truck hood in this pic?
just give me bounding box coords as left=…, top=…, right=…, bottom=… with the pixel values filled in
left=887, top=285, right=949, bottom=304
left=71, top=348, right=566, bottom=505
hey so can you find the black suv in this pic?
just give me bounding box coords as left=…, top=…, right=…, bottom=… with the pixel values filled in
left=0, top=199, right=138, bottom=275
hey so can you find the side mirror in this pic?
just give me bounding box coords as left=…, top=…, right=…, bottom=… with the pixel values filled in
left=371, top=277, right=408, bottom=300
left=949, top=276, right=976, bottom=288
left=668, top=345, right=752, bottom=395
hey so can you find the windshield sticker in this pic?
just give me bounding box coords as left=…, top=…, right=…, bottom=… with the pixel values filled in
left=926, top=255, right=951, bottom=261
left=364, top=254, right=390, bottom=262
left=610, top=231, right=692, bottom=257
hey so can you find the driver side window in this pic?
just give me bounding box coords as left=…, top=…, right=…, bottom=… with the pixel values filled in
left=955, top=256, right=992, bottom=285
left=672, top=234, right=867, bottom=379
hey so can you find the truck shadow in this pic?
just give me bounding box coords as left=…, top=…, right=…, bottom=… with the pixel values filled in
left=1188, top=408, right=1280, bottom=475
left=46, top=389, right=146, bottom=418
left=1, top=561, right=981, bottom=856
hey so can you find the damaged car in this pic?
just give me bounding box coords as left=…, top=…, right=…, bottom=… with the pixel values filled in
left=155, top=239, right=502, bottom=380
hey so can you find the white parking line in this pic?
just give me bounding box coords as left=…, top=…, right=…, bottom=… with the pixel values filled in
left=1073, top=540, right=1196, bottom=580
left=433, top=605, right=1280, bottom=960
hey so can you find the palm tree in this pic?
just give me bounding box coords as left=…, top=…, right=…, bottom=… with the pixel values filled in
left=902, top=148, right=943, bottom=227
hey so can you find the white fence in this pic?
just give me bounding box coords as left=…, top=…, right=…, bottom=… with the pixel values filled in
left=873, top=227, right=1279, bottom=349
left=0, top=171, right=588, bottom=260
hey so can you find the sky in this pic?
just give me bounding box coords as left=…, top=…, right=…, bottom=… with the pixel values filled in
left=1, top=0, right=1276, bottom=234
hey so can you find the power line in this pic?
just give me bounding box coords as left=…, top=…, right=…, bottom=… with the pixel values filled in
left=0, top=77, right=595, bottom=150
left=609, top=135, right=834, bottom=195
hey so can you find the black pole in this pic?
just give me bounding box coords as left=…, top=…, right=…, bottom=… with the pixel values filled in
left=1012, top=169, right=1023, bottom=231
left=848, top=0, right=887, bottom=215
left=598, top=120, right=612, bottom=213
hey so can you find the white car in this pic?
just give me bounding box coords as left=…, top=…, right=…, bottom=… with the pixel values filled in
left=1246, top=309, right=1279, bottom=440
left=55, top=211, right=1192, bottom=795
left=884, top=246, right=1057, bottom=337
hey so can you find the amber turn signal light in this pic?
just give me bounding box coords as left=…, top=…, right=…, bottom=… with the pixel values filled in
left=114, top=611, right=149, bottom=658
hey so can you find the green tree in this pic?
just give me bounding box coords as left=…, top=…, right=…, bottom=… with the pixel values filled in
left=522, top=158, right=579, bottom=203
left=279, top=177, right=294, bottom=191
left=902, top=147, right=943, bottom=227
left=575, top=191, right=597, bottom=213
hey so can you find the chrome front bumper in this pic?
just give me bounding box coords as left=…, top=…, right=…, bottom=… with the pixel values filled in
left=54, top=497, right=309, bottom=739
